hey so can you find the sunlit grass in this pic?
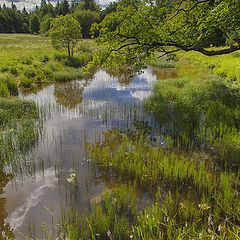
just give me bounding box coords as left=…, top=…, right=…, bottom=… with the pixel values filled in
left=0, top=34, right=98, bottom=90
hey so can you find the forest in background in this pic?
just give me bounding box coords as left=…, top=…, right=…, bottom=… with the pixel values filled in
left=0, top=0, right=117, bottom=38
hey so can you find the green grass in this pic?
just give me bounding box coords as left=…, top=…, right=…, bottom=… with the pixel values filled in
left=146, top=57, right=240, bottom=171
left=0, top=34, right=97, bottom=90
left=178, top=50, right=240, bottom=84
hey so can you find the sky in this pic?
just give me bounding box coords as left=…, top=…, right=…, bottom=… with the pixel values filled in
left=0, top=0, right=112, bottom=10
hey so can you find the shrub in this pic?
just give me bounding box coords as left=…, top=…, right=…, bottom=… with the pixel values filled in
left=42, top=66, right=54, bottom=80
left=64, top=57, right=82, bottom=68
left=0, top=67, right=9, bottom=73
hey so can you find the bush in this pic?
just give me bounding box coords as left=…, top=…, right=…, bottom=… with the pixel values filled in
left=64, top=53, right=93, bottom=68
left=0, top=67, right=9, bottom=73
left=42, top=66, right=54, bottom=80
left=64, top=57, right=82, bottom=68
left=20, top=57, right=32, bottom=65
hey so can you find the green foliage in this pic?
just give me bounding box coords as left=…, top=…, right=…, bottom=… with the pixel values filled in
left=40, top=16, right=53, bottom=35
left=60, top=0, right=70, bottom=16
left=50, top=15, right=82, bottom=57
left=95, top=0, right=240, bottom=70
left=19, top=74, right=34, bottom=88
left=74, top=10, right=99, bottom=38
left=0, top=5, right=28, bottom=33
left=0, top=35, right=96, bottom=90
left=29, top=14, right=40, bottom=34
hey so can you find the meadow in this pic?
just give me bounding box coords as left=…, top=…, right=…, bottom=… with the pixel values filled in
left=0, top=34, right=96, bottom=94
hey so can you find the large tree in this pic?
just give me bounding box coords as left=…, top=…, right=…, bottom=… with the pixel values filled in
left=95, top=0, right=240, bottom=69
left=29, top=14, right=40, bottom=34
left=50, top=15, right=82, bottom=57
left=74, top=10, right=99, bottom=38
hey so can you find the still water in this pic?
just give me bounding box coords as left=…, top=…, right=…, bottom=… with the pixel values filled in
left=0, top=68, right=160, bottom=239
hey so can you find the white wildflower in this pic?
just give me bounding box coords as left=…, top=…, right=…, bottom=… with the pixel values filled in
left=67, top=172, right=77, bottom=184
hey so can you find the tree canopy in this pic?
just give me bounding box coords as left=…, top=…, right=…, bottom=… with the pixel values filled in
left=50, top=15, right=82, bottom=57
left=95, top=0, right=240, bottom=69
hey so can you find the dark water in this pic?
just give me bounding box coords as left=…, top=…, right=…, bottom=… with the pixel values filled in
left=0, top=68, right=160, bottom=239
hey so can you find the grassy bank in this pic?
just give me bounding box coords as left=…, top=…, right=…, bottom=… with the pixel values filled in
left=0, top=34, right=97, bottom=92
left=178, top=50, right=240, bottom=85
left=147, top=54, right=240, bottom=171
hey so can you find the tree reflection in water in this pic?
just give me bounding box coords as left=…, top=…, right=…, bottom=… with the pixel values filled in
left=54, top=80, right=87, bottom=109
left=106, top=68, right=135, bottom=86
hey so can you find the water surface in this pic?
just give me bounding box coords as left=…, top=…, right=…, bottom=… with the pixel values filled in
left=0, top=68, right=158, bottom=239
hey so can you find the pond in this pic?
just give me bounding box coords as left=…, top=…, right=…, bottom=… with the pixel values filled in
left=0, top=68, right=160, bottom=239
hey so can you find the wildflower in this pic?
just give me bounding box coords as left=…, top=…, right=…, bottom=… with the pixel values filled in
left=67, top=172, right=77, bottom=184
left=130, top=235, right=133, bottom=239
left=208, top=215, right=213, bottom=226
left=198, top=203, right=210, bottom=211
left=109, top=162, right=113, bottom=167
left=96, top=233, right=100, bottom=237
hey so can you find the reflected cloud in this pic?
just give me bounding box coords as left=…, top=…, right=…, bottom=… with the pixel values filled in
left=6, top=168, right=57, bottom=231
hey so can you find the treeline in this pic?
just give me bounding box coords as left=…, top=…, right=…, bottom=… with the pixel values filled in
left=0, top=0, right=117, bottom=38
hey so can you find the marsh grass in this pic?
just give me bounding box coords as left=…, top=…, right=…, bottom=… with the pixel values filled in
left=0, top=97, right=39, bottom=164
left=146, top=63, right=240, bottom=171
